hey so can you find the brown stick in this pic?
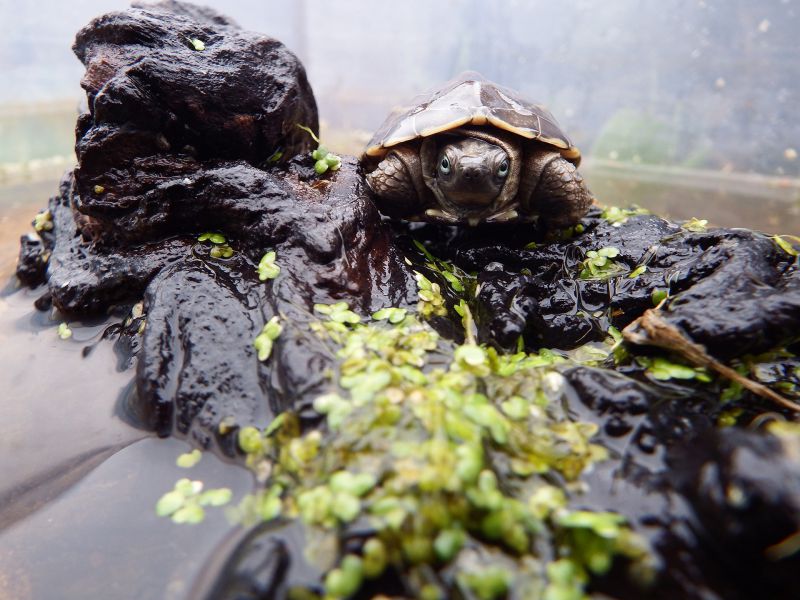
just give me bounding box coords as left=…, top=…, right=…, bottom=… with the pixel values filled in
left=622, top=309, right=800, bottom=414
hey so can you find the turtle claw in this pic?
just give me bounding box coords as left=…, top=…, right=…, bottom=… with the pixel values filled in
left=424, top=208, right=460, bottom=223
left=485, top=208, right=519, bottom=223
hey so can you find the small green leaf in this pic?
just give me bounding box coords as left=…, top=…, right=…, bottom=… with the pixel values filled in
left=331, top=492, right=361, bottom=522
left=455, top=345, right=487, bottom=367
left=557, top=510, right=625, bottom=538
left=598, top=247, right=620, bottom=258
left=772, top=235, right=800, bottom=257
left=176, top=449, right=201, bottom=468
left=651, top=289, right=668, bottom=306
left=500, top=395, right=529, bottom=420
left=156, top=490, right=185, bottom=517
left=433, top=528, right=465, bottom=562
left=210, top=244, right=234, bottom=258
left=238, top=426, right=263, bottom=454
left=175, top=478, right=203, bottom=496
left=628, top=265, right=647, bottom=278
left=198, top=488, right=232, bottom=507
left=257, top=251, right=281, bottom=281
left=261, top=494, right=282, bottom=520
left=33, top=210, right=54, bottom=232
left=254, top=317, right=282, bottom=361
left=314, top=159, right=329, bottom=175
left=189, top=38, right=205, bottom=51
left=253, top=337, right=273, bottom=361
left=372, top=307, right=407, bottom=323
left=362, top=538, right=387, bottom=578
left=329, top=471, right=377, bottom=497
left=57, top=322, right=72, bottom=340
left=266, top=149, right=283, bottom=163
left=325, top=556, right=363, bottom=598
left=264, top=317, right=282, bottom=339
left=198, top=232, right=226, bottom=244
left=264, top=413, right=286, bottom=437
left=442, top=271, right=464, bottom=292
left=580, top=246, right=624, bottom=280
left=172, top=504, right=205, bottom=524
left=682, top=217, right=708, bottom=232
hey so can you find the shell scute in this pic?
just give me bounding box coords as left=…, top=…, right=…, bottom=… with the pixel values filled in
left=364, top=72, right=579, bottom=162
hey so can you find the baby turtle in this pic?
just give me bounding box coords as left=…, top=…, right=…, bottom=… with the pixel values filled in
left=362, top=72, right=593, bottom=227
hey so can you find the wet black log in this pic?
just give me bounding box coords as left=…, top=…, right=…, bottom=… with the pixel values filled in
left=72, top=0, right=318, bottom=242
left=411, top=210, right=800, bottom=359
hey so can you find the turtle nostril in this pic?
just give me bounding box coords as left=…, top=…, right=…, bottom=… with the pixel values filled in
left=463, top=167, right=480, bottom=181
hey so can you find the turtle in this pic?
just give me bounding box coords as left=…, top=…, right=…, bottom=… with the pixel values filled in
left=362, top=72, right=593, bottom=228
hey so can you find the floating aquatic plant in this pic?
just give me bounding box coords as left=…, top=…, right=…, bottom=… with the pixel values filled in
left=637, top=356, right=712, bottom=383
left=197, top=233, right=234, bottom=258
left=415, top=271, right=448, bottom=318
left=57, top=322, right=72, bottom=340
left=681, top=217, right=708, bottom=232
left=628, top=264, right=648, bottom=278
left=226, top=308, right=652, bottom=598
left=197, top=232, right=226, bottom=244
left=579, top=247, right=624, bottom=280
left=176, top=449, right=202, bottom=468
left=253, top=316, right=283, bottom=361
left=772, top=234, right=800, bottom=257
left=600, top=205, right=649, bottom=226
left=412, top=239, right=473, bottom=295
left=651, top=288, right=669, bottom=306
left=209, top=244, right=233, bottom=258
left=156, top=478, right=231, bottom=524
left=33, top=209, right=53, bottom=232
left=257, top=251, right=280, bottom=281
left=297, top=124, right=342, bottom=175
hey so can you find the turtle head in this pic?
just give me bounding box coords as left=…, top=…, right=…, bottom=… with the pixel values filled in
left=434, top=137, right=509, bottom=209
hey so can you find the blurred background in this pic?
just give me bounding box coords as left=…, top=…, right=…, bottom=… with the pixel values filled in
left=1, top=0, right=799, bottom=272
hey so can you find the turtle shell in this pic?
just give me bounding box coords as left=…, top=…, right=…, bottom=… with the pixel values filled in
left=364, top=72, right=580, bottom=164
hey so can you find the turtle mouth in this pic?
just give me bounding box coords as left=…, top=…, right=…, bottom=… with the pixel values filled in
left=446, top=188, right=500, bottom=208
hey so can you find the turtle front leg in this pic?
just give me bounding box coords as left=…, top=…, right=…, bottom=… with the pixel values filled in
left=365, top=147, right=427, bottom=218
left=525, top=155, right=593, bottom=229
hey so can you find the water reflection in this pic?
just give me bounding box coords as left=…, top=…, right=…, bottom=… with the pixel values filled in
left=0, top=284, right=252, bottom=599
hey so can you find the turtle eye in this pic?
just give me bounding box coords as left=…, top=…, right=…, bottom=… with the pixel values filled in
left=439, top=156, right=451, bottom=175
left=497, top=160, right=509, bottom=178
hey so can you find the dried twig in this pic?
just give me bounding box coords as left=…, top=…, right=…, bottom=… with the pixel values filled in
left=623, top=309, right=800, bottom=413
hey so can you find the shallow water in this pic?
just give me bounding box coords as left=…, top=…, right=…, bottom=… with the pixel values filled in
left=0, top=272, right=251, bottom=599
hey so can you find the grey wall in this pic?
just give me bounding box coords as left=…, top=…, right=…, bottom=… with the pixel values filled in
left=1, top=0, right=798, bottom=175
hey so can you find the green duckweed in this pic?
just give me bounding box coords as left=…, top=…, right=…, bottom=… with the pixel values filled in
left=57, top=322, right=72, bottom=340
left=33, top=209, right=54, bottom=232
left=253, top=316, right=283, bottom=361
left=579, top=247, right=624, bottom=280
left=227, top=306, right=651, bottom=598
left=600, top=205, right=649, bottom=226
left=257, top=251, right=281, bottom=281
left=155, top=478, right=232, bottom=524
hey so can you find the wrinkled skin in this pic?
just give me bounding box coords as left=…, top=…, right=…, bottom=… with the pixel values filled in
left=432, top=137, right=509, bottom=209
